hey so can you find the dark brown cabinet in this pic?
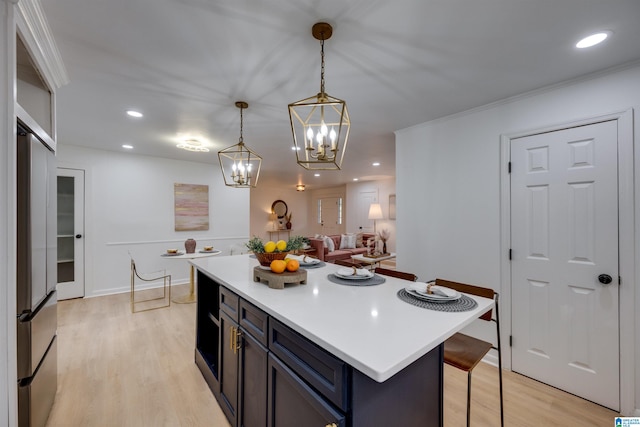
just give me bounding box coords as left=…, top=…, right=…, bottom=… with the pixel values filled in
left=239, top=331, right=268, bottom=427
left=195, top=270, right=444, bottom=427
left=267, top=353, right=345, bottom=427
left=219, top=311, right=239, bottom=425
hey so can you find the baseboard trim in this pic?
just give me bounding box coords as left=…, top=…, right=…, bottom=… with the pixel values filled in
left=86, top=280, right=189, bottom=298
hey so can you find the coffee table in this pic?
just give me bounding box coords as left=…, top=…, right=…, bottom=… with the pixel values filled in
left=351, top=252, right=396, bottom=269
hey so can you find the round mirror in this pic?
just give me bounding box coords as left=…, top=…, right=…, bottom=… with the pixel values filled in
left=271, top=200, right=288, bottom=219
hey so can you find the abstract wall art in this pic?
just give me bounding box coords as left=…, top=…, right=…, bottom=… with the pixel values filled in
left=174, top=183, right=209, bottom=231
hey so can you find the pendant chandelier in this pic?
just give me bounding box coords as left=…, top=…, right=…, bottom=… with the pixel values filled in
left=288, top=22, right=350, bottom=170
left=217, top=101, right=262, bottom=188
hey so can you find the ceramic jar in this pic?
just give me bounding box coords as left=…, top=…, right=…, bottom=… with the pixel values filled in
left=185, top=238, right=196, bottom=254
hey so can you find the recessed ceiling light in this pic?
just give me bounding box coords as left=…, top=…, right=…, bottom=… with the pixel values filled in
left=576, top=32, right=610, bottom=49
left=291, top=146, right=300, bottom=151
left=126, top=110, right=143, bottom=118
left=314, top=173, right=320, bottom=177
left=372, top=162, right=380, bottom=166
left=122, top=144, right=134, bottom=149
left=353, top=178, right=359, bottom=181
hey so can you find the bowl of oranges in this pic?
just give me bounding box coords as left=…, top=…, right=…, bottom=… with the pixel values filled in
left=246, top=235, right=305, bottom=267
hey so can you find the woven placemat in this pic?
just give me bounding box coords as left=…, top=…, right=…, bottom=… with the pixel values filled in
left=327, top=273, right=386, bottom=286
left=397, top=289, right=478, bottom=312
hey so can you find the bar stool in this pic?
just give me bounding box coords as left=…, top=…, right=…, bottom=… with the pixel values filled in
left=436, top=278, right=504, bottom=427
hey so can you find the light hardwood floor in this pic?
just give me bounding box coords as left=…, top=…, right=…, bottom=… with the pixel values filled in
left=46, top=284, right=620, bottom=427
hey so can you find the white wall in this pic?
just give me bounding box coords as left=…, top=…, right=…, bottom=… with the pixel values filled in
left=56, top=145, right=250, bottom=297
left=250, top=185, right=311, bottom=242
left=346, top=179, right=397, bottom=252
left=395, top=63, right=640, bottom=415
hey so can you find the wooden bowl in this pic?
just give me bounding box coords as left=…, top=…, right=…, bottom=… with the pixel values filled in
left=254, top=252, right=288, bottom=267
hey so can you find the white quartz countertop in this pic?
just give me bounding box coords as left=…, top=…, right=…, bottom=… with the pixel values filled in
left=191, top=254, right=494, bottom=383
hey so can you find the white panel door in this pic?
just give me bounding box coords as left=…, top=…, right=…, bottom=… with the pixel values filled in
left=319, top=197, right=342, bottom=235
left=510, top=120, right=619, bottom=410
left=357, top=191, right=377, bottom=233
left=56, top=168, right=85, bottom=300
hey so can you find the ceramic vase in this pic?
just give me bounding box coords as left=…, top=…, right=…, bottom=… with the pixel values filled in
left=185, top=238, right=196, bottom=254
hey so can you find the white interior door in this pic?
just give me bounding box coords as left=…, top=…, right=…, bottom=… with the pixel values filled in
left=57, top=168, right=85, bottom=300
left=357, top=191, right=377, bottom=233
left=318, top=197, right=342, bottom=235
left=510, top=120, right=619, bottom=410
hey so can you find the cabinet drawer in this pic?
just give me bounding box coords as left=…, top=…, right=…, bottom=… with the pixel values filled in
left=239, top=299, right=269, bottom=347
left=220, top=286, right=239, bottom=321
left=267, top=353, right=345, bottom=427
left=269, top=319, right=348, bottom=411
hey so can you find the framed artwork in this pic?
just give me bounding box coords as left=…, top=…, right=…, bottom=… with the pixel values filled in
left=174, top=183, right=209, bottom=231
left=389, top=194, right=396, bottom=220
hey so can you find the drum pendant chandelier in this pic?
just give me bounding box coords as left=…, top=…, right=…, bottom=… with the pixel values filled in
left=218, top=101, right=262, bottom=188
left=288, top=22, right=350, bottom=170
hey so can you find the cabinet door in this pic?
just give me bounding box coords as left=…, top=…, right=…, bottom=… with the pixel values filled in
left=267, top=354, right=345, bottom=427
left=219, top=311, right=239, bottom=425
left=239, top=331, right=267, bottom=427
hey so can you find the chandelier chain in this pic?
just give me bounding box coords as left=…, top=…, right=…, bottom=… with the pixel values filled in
left=320, top=38, right=325, bottom=95
left=239, top=105, right=244, bottom=143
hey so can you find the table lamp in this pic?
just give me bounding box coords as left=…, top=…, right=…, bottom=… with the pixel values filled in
left=368, top=203, right=383, bottom=233
left=269, top=212, right=278, bottom=230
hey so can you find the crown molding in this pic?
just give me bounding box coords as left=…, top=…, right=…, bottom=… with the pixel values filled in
left=15, top=0, right=69, bottom=89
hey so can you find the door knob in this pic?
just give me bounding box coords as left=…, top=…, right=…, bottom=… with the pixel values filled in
left=75, top=234, right=82, bottom=238
left=598, top=274, right=613, bottom=285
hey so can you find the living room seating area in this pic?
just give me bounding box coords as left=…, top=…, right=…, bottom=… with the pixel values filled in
left=308, top=233, right=375, bottom=263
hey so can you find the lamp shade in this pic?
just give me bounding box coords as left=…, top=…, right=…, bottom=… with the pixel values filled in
left=368, top=203, right=383, bottom=220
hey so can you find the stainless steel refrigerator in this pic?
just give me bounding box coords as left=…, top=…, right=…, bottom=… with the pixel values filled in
left=17, top=123, right=58, bottom=427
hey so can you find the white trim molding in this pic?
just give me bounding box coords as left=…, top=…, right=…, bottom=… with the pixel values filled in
left=15, top=0, right=68, bottom=89
left=500, top=108, right=635, bottom=415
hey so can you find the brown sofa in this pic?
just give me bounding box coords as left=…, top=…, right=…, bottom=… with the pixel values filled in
left=308, top=233, right=375, bottom=262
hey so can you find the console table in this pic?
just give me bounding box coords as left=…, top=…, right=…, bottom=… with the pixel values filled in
left=267, top=229, right=291, bottom=241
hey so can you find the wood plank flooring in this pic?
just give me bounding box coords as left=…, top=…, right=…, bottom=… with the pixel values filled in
left=46, top=284, right=620, bottom=427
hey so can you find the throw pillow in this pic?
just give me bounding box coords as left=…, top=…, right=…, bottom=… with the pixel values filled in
left=339, top=233, right=356, bottom=249
left=356, top=232, right=364, bottom=248
left=323, top=236, right=335, bottom=252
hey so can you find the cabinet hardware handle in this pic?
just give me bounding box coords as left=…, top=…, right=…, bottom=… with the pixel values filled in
left=233, top=330, right=243, bottom=355
left=230, top=326, right=236, bottom=351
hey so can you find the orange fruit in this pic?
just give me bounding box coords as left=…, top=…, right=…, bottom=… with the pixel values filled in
left=286, top=259, right=299, bottom=272
left=270, top=259, right=287, bottom=274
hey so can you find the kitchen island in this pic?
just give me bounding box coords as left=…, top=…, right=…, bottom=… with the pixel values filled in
left=191, top=254, right=493, bottom=427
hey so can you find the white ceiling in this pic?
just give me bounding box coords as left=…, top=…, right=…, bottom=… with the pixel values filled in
left=41, top=0, right=640, bottom=189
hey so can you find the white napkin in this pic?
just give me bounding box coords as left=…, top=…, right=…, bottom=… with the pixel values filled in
left=285, top=254, right=320, bottom=264
left=408, top=282, right=458, bottom=297
left=336, top=267, right=374, bottom=278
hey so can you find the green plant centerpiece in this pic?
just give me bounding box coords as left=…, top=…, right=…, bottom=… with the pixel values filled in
left=246, top=235, right=305, bottom=266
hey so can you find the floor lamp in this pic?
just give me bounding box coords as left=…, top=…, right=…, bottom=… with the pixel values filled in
left=368, top=203, right=383, bottom=233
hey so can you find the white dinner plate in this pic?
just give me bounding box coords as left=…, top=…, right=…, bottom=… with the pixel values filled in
left=162, top=251, right=184, bottom=257
left=334, top=271, right=372, bottom=280
left=406, top=288, right=461, bottom=303
left=409, top=282, right=460, bottom=298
